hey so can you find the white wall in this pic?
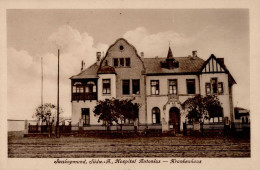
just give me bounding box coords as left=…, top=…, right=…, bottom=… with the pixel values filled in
left=71, top=101, right=102, bottom=125
left=146, top=74, right=200, bottom=96
left=200, top=73, right=231, bottom=120
left=97, top=74, right=116, bottom=100
left=8, top=120, right=25, bottom=131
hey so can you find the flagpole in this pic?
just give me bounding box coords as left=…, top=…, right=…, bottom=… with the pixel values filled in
left=56, top=49, right=60, bottom=138
left=41, top=57, right=43, bottom=121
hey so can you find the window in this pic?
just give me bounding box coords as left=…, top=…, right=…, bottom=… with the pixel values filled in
left=186, top=79, right=195, bottom=94
left=125, top=58, right=131, bottom=67
left=169, top=79, right=177, bottom=95
left=218, top=82, right=223, bottom=94
left=152, top=107, right=160, bottom=124
left=122, top=80, right=130, bottom=95
left=82, top=108, right=90, bottom=125
left=102, top=79, right=111, bottom=94
left=205, top=83, right=211, bottom=95
left=113, top=58, right=118, bottom=67
left=86, top=81, right=96, bottom=93
left=120, top=58, right=124, bottom=66
left=151, top=80, right=159, bottom=95
left=132, top=79, right=140, bottom=95
left=211, top=78, right=218, bottom=94
left=119, top=45, right=124, bottom=51
left=73, top=82, right=83, bottom=93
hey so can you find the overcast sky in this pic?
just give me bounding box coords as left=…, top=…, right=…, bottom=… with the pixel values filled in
left=7, top=9, right=249, bottom=119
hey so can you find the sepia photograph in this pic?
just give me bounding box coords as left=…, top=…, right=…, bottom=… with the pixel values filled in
left=1, top=1, right=259, bottom=169
left=6, top=9, right=250, bottom=158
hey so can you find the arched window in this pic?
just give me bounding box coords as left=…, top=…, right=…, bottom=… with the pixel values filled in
left=152, top=107, right=160, bottom=124
left=86, top=81, right=96, bottom=93
left=73, top=82, right=83, bottom=93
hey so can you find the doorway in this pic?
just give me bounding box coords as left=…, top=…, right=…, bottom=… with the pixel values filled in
left=169, top=107, right=180, bottom=133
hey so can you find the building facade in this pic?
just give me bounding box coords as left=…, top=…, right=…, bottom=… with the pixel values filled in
left=70, top=38, right=236, bottom=132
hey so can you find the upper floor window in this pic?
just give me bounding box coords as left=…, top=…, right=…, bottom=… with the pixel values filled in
left=120, top=58, right=124, bottom=67
left=151, top=80, right=159, bottom=95
left=169, top=79, right=177, bottom=95
left=186, top=79, right=195, bottom=94
left=122, top=80, right=130, bottom=95
left=126, top=58, right=131, bottom=67
left=211, top=78, right=218, bottom=94
left=205, top=83, right=211, bottom=95
left=73, top=82, right=84, bottom=93
left=113, top=58, right=131, bottom=67
left=85, top=81, right=96, bottom=93
left=113, top=58, right=118, bottom=67
left=206, top=78, right=224, bottom=95
left=132, top=79, right=140, bottom=95
left=102, top=79, right=111, bottom=94
left=218, top=82, right=223, bottom=94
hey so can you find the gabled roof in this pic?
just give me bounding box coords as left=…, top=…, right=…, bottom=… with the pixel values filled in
left=200, top=54, right=236, bottom=84
left=144, top=56, right=205, bottom=75
left=99, top=38, right=145, bottom=71
left=70, top=63, right=99, bottom=79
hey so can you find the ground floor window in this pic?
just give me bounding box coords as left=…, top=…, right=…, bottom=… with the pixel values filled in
left=209, top=116, right=223, bottom=123
left=82, top=108, right=90, bottom=125
left=152, top=107, right=160, bottom=124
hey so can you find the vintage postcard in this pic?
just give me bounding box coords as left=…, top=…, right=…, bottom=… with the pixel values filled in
left=0, top=0, right=260, bottom=170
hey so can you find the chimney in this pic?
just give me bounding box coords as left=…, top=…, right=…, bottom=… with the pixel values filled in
left=217, top=58, right=224, bottom=65
left=140, top=52, right=144, bottom=60
left=192, top=51, right=197, bottom=58
left=81, top=60, right=85, bottom=71
left=96, top=52, right=101, bottom=65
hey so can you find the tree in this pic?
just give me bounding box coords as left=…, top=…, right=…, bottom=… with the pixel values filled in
left=93, top=98, right=140, bottom=132
left=181, top=95, right=222, bottom=123
left=33, top=103, right=63, bottom=136
left=203, top=95, right=223, bottom=119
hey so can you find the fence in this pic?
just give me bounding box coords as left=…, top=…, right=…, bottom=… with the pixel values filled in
left=232, top=122, right=250, bottom=132
left=183, top=121, right=250, bottom=136
left=28, top=124, right=71, bottom=134
left=28, top=123, right=162, bottom=134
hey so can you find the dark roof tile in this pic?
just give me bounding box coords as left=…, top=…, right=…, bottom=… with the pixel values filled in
left=70, top=63, right=99, bottom=79
left=144, top=56, right=205, bottom=74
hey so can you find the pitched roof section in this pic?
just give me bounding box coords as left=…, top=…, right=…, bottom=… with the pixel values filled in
left=200, top=54, right=236, bottom=84
left=144, top=56, right=205, bottom=75
left=167, top=47, right=174, bottom=59
left=70, top=63, right=99, bottom=79
left=97, top=65, right=116, bottom=74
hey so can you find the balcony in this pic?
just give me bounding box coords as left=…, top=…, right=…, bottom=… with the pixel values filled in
left=72, top=92, right=97, bottom=101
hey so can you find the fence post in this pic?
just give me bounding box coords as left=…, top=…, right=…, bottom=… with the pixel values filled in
left=24, top=120, right=28, bottom=134
left=183, top=122, right=187, bottom=136
left=36, top=123, right=39, bottom=133
left=200, top=122, right=203, bottom=136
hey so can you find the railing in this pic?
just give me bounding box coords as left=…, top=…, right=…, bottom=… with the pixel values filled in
left=72, top=93, right=97, bottom=101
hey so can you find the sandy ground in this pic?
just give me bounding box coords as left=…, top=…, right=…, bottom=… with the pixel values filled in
left=8, top=131, right=250, bottom=158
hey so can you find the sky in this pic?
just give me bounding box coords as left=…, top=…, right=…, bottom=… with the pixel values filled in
left=7, top=9, right=249, bottom=120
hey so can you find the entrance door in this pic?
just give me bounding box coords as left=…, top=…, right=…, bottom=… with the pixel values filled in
left=169, top=107, right=180, bottom=133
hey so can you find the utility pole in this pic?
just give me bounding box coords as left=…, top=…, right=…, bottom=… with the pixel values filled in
left=56, top=49, right=60, bottom=138
left=41, top=57, right=43, bottom=125
left=41, top=57, right=43, bottom=112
